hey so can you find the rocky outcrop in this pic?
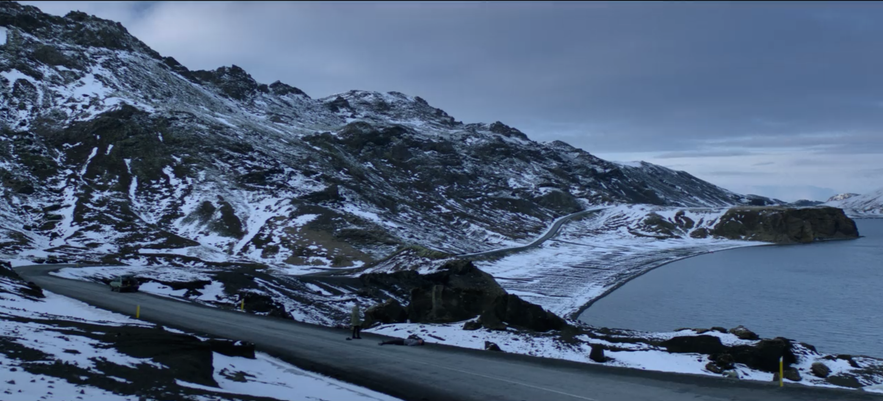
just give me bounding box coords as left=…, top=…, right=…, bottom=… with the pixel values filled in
left=589, top=344, right=607, bottom=363
left=484, top=341, right=503, bottom=352
left=811, top=362, right=831, bottom=378
left=728, top=325, right=759, bottom=340
left=661, top=335, right=797, bottom=373
left=710, top=207, right=859, bottom=244
left=363, top=298, right=408, bottom=327
left=478, top=294, right=568, bottom=333
left=360, top=260, right=569, bottom=332
left=0, top=260, right=44, bottom=299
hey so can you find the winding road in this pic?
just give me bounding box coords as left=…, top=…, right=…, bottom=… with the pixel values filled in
left=16, top=264, right=879, bottom=401
left=458, top=207, right=608, bottom=259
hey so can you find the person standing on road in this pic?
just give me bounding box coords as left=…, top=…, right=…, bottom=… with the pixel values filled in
left=351, top=302, right=363, bottom=339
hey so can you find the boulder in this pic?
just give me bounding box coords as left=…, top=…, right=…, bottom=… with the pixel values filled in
left=589, top=344, right=607, bottom=363
left=484, top=341, right=503, bottom=352
left=825, top=374, right=863, bottom=389
left=705, top=362, right=724, bottom=374
left=661, top=335, right=726, bottom=355
left=784, top=367, right=802, bottom=381
left=462, top=320, right=482, bottom=331
left=363, top=298, right=408, bottom=327
left=728, top=325, right=759, bottom=340
left=664, top=335, right=796, bottom=373
left=477, top=312, right=508, bottom=331
left=711, top=353, right=735, bottom=370
left=811, top=362, right=831, bottom=378
left=724, top=370, right=740, bottom=379
left=728, top=337, right=797, bottom=373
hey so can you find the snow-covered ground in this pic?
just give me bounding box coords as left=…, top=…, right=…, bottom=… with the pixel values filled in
left=0, top=265, right=399, bottom=401
left=367, top=320, right=883, bottom=390
left=825, top=187, right=883, bottom=218
left=13, top=203, right=882, bottom=394
left=475, top=204, right=761, bottom=318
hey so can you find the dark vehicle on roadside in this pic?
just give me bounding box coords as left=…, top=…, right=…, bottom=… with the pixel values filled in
left=109, top=274, right=139, bottom=293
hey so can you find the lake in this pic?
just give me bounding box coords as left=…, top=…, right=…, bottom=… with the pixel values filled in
left=579, top=219, right=883, bottom=357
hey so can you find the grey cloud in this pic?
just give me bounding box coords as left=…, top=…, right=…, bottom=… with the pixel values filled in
left=655, top=149, right=754, bottom=159
left=704, top=171, right=773, bottom=177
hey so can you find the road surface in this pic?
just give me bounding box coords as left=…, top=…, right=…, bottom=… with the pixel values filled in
left=458, top=207, right=607, bottom=260
left=17, top=265, right=879, bottom=401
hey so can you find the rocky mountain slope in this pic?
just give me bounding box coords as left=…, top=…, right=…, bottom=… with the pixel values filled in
left=0, top=2, right=784, bottom=270
left=825, top=189, right=883, bottom=218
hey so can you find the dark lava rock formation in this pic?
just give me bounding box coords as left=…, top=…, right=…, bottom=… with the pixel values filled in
left=711, top=207, right=859, bottom=244
left=360, top=260, right=568, bottom=333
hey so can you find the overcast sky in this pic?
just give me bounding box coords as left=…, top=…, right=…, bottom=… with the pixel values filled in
left=22, top=1, right=883, bottom=201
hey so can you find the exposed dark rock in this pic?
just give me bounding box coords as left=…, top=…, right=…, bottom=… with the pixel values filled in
left=825, top=374, right=862, bottom=388
left=488, top=121, right=529, bottom=141
left=800, top=342, right=818, bottom=353
left=360, top=260, right=568, bottom=332
left=589, top=344, right=607, bottom=363
left=479, top=293, right=568, bottom=333
left=325, top=96, right=352, bottom=113
left=404, top=260, right=506, bottom=324
left=662, top=335, right=726, bottom=355
left=484, top=341, right=503, bottom=352
left=710, top=353, right=735, bottom=370
left=811, top=362, right=831, bottom=378
left=689, top=228, right=709, bottom=239
left=710, top=327, right=727, bottom=333
left=705, top=362, right=724, bottom=374
left=784, top=367, right=802, bottom=381
left=462, top=320, right=482, bottom=331
left=269, top=81, right=309, bottom=98
left=0, top=261, right=45, bottom=298
left=728, top=325, right=759, bottom=340
left=105, top=326, right=217, bottom=387
left=206, top=339, right=255, bottom=359
left=663, top=335, right=797, bottom=373
left=711, top=207, right=859, bottom=243
left=191, top=65, right=259, bottom=101
left=363, top=298, right=408, bottom=328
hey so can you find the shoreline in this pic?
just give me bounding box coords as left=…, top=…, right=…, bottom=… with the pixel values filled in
left=569, top=235, right=863, bottom=322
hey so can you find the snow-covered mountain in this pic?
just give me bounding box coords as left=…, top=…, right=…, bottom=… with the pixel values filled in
left=827, top=193, right=860, bottom=203
left=0, top=2, right=782, bottom=269
left=825, top=189, right=883, bottom=218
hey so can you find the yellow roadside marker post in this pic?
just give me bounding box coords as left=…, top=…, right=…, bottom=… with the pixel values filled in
left=241, top=299, right=245, bottom=311
left=779, top=356, right=783, bottom=387
left=136, top=305, right=140, bottom=319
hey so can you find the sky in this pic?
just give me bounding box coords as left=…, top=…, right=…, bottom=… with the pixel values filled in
left=20, top=1, right=883, bottom=201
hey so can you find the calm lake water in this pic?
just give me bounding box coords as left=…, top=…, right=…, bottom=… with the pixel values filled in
left=580, top=219, right=883, bottom=357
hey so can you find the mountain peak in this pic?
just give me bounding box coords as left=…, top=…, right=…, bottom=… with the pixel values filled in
left=0, top=2, right=159, bottom=59
left=826, top=193, right=860, bottom=203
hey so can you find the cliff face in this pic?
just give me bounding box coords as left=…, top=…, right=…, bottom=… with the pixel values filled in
left=710, top=207, right=859, bottom=244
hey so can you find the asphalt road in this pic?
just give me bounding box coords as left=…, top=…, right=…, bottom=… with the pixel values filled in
left=459, top=207, right=608, bottom=260
left=17, top=265, right=880, bottom=401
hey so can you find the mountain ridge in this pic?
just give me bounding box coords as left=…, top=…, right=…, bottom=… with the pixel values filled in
left=825, top=189, right=883, bottom=218
left=0, top=1, right=785, bottom=270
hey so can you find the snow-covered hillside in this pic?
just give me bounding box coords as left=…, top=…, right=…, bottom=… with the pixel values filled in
left=0, top=262, right=399, bottom=401
left=825, top=188, right=883, bottom=218
left=0, top=2, right=782, bottom=272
